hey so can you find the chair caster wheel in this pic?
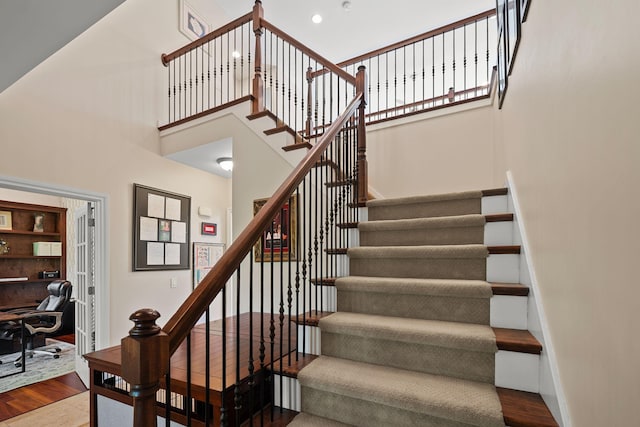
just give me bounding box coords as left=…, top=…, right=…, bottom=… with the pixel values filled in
left=53, top=355, right=60, bottom=359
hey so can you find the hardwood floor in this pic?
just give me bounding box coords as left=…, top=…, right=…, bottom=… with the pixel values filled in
left=0, top=372, right=87, bottom=422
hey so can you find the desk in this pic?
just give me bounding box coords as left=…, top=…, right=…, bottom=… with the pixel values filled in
left=0, top=312, right=26, bottom=378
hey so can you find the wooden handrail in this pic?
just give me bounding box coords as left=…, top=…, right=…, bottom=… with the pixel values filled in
left=162, top=90, right=364, bottom=354
left=161, top=11, right=253, bottom=65
left=336, top=9, right=496, bottom=68
left=260, top=19, right=356, bottom=85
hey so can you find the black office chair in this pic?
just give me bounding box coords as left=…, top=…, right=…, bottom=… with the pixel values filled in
left=0, top=280, right=73, bottom=367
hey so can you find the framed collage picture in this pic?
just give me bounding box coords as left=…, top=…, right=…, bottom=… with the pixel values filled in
left=133, top=184, right=191, bottom=271
left=252, top=195, right=298, bottom=263
left=193, top=242, right=225, bottom=288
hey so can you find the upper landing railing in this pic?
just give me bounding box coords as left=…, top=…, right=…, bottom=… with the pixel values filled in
left=159, top=6, right=496, bottom=132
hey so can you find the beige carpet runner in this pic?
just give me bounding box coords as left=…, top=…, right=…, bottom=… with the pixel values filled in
left=289, top=191, right=506, bottom=427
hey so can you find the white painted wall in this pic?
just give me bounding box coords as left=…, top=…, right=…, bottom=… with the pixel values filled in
left=366, top=101, right=501, bottom=198
left=0, top=0, right=232, bottom=344
left=491, top=1, right=640, bottom=425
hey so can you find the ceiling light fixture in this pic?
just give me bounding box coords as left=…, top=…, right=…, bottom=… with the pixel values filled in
left=217, top=157, right=233, bottom=172
left=311, top=14, right=323, bottom=24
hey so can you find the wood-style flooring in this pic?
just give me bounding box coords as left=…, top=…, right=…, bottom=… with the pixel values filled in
left=0, top=334, right=86, bottom=422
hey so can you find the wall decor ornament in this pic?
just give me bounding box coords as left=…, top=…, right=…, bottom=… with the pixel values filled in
left=252, top=195, right=297, bottom=262
left=133, top=184, right=191, bottom=271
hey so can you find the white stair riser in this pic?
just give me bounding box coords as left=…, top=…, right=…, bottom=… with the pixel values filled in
left=484, top=221, right=514, bottom=246
left=273, top=375, right=302, bottom=411
left=490, top=295, right=528, bottom=329
left=495, top=350, right=540, bottom=393
left=487, top=254, right=520, bottom=283
left=481, top=195, right=508, bottom=214
left=297, top=325, right=322, bottom=355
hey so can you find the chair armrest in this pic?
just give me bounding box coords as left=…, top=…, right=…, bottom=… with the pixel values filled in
left=21, top=311, right=64, bottom=335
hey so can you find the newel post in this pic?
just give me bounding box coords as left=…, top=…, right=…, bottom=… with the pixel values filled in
left=121, top=309, right=169, bottom=427
left=356, top=65, right=368, bottom=204
left=252, top=0, right=264, bottom=114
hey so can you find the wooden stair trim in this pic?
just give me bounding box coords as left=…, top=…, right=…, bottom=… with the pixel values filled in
left=158, top=95, right=253, bottom=131
left=325, top=180, right=351, bottom=188
left=272, top=352, right=319, bottom=379
left=282, top=141, right=313, bottom=151
left=337, top=222, right=358, bottom=229
left=326, top=248, right=348, bottom=255
left=310, top=277, right=337, bottom=286
left=493, top=328, right=542, bottom=354
left=264, top=125, right=297, bottom=137
left=485, top=213, right=514, bottom=222
left=491, top=282, right=529, bottom=296
left=246, top=109, right=277, bottom=122
left=482, top=188, right=508, bottom=197
left=497, top=387, right=559, bottom=427
left=292, top=311, right=334, bottom=327
left=488, top=245, right=521, bottom=254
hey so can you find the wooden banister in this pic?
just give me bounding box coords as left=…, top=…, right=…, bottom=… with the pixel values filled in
left=161, top=12, right=253, bottom=65
left=336, top=9, right=496, bottom=68
left=163, top=90, right=365, bottom=354
left=260, top=19, right=356, bottom=85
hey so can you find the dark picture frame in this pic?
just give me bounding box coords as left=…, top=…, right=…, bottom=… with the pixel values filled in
left=496, top=0, right=509, bottom=108
left=506, top=0, right=521, bottom=75
left=520, top=0, right=530, bottom=22
left=133, top=183, right=191, bottom=271
left=253, top=195, right=297, bottom=262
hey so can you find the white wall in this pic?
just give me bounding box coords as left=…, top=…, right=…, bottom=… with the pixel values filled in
left=493, top=1, right=640, bottom=425
left=0, top=0, right=232, bottom=344
left=366, top=102, right=502, bottom=198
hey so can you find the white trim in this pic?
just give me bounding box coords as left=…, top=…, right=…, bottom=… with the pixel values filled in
left=0, top=174, right=110, bottom=351
left=506, top=171, right=571, bottom=427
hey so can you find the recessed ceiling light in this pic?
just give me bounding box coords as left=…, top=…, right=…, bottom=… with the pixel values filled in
left=311, top=14, right=323, bottom=24
left=232, top=50, right=241, bottom=58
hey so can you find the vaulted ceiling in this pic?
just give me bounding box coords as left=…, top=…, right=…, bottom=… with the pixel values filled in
left=0, top=0, right=492, bottom=94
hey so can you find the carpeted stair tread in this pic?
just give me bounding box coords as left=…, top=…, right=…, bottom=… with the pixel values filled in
left=367, top=191, right=483, bottom=221
left=367, top=190, right=483, bottom=208
left=348, top=244, right=488, bottom=259
left=335, top=276, right=492, bottom=298
left=288, top=413, right=352, bottom=427
left=359, top=214, right=486, bottom=231
left=298, top=356, right=505, bottom=427
left=320, top=312, right=497, bottom=353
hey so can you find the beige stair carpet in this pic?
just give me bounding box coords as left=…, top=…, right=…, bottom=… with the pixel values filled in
left=367, top=190, right=482, bottom=221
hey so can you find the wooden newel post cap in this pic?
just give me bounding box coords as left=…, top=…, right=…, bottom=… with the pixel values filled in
left=128, top=308, right=162, bottom=337
left=121, top=308, right=169, bottom=399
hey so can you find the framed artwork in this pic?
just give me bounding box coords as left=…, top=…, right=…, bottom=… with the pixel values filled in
left=201, top=222, right=217, bottom=236
left=253, top=195, right=298, bottom=262
left=193, top=242, right=225, bottom=288
left=179, top=0, right=210, bottom=41
left=506, top=0, right=521, bottom=75
left=496, top=0, right=509, bottom=108
left=520, top=0, right=530, bottom=22
left=0, top=211, right=12, bottom=230
left=133, top=184, right=191, bottom=271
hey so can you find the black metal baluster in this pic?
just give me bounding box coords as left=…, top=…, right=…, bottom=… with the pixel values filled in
left=475, top=20, right=478, bottom=94
left=279, top=206, right=285, bottom=413
left=235, top=266, right=242, bottom=427
left=313, top=149, right=319, bottom=315
left=453, top=28, right=456, bottom=102
left=442, top=32, right=445, bottom=104
left=486, top=16, right=490, bottom=89
left=432, top=37, right=435, bottom=107
left=287, top=195, right=293, bottom=367
left=221, top=285, right=227, bottom=427
left=259, top=235, right=265, bottom=427
left=233, top=27, right=237, bottom=100
left=186, top=332, right=192, bottom=424
left=248, top=252, right=255, bottom=427
left=205, top=307, right=211, bottom=426
left=464, top=24, right=467, bottom=98
left=294, top=188, right=301, bottom=363
left=269, top=221, right=275, bottom=422
left=319, top=145, right=324, bottom=314
left=301, top=176, right=307, bottom=357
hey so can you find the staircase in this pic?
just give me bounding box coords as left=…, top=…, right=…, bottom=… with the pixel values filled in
left=287, top=189, right=559, bottom=426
